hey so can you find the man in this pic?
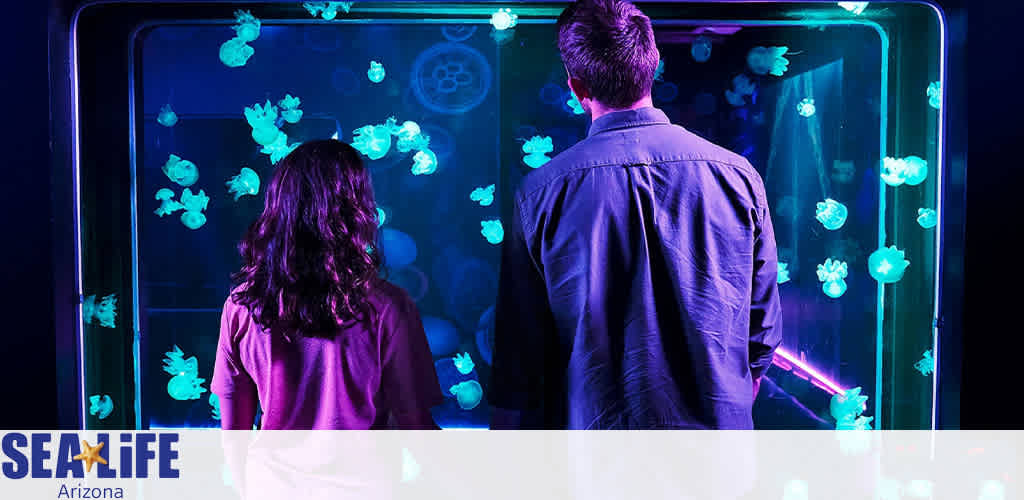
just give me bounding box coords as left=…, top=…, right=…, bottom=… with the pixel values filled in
left=489, top=0, right=782, bottom=429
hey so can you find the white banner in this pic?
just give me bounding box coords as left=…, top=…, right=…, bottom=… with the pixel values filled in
left=0, top=431, right=1016, bottom=500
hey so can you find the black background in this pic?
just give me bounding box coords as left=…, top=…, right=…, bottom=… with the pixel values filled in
left=2, top=0, right=1007, bottom=429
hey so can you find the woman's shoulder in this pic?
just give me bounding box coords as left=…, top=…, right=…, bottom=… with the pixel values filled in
left=368, top=279, right=415, bottom=313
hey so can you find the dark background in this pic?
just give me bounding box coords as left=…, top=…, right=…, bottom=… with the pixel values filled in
left=2, top=0, right=1004, bottom=429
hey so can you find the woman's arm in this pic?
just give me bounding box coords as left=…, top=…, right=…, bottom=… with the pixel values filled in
left=379, top=291, right=446, bottom=429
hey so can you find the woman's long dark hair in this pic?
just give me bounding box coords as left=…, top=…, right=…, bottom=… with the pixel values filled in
left=232, top=139, right=382, bottom=338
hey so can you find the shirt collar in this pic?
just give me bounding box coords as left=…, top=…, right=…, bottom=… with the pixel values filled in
left=587, top=106, right=671, bottom=137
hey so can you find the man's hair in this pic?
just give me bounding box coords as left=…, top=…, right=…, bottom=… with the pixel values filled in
left=556, top=0, right=659, bottom=108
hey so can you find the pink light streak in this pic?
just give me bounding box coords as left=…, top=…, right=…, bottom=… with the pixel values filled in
left=773, top=347, right=846, bottom=396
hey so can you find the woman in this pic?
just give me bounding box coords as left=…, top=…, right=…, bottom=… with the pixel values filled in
left=212, top=139, right=442, bottom=430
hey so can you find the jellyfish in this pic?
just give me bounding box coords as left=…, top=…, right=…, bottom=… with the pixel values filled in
left=725, top=90, right=746, bottom=107
left=480, top=220, right=504, bottom=245
left=903, top=155, right=928, bottom=185
left=816, top=258, right=849, bottom=299
left=422, top=315, right=459, bottom=357
left=180, top=187, right=209, bottom=213
left=315, top=2, right=352, bottom=20
left=367, top=60, right=386, bottom=83
left=376, top=207, right=386, bottom=227
left=914, top=350, right=935, bottom=376
left=470, top=184, right=496, bottom=207
left=88, top=395, right=113, bottom=420
left=393, top=120, right=430, bottom=153
left=522, top=135, right=554, bottom=168
left=411, top=148, right=438, bottom=175
left=219, top=37, right=254, bottom=68
left=154, top=188, right=184, bottom=217
left=733, top=74, right=756, bottom=96
left=157, top=104, right=178, bottom=127
left=226, top=167, right=260, bottom=201
left=691, top=36, right=712, bottom=63
left=880, top=157, right=909, bottom=186
left=232, top=10, right=261, bottom=43
left=161, top=154, right=198, bottom=187
left=209, top=393, right=221, bottom=420
left=380, top=228, right=418, bottom=269
left=566, top=92, right=585, bottom=115
left=453, top=352, right=476, bottom=375
left=93, top=294, right=118, bottom=328
left=797, top=98, right=816, bottom=117
left=777, top=262, right=791, bottom=284
left=449, top=380, right=483, bottom=410
left=838, top=2, right=869, bottom=15
left=162, top=345, right=207, bottom=401
left=261, top=132, right=300, bottom=164
left=653, top=59, right=665, bottom=81
left=815, top=198, right=848, bottom=230
left=747, top=46, right=790, bottom=76
left=351, top=124, right=392, bottom=160
left=278, top=94, right=303, bottom=124
left=927, top=81, right=941, bottom=109
left=868, top=245, right=910, bottom=284
left=244, top=100, right=278, bottom=130
left=489, top=8, right=518, bottom=31
left=830, top=386, right=870, bottom=430
left=783, top=480, right=809, bottom=500
left=917, top=208, right=938, bottom=229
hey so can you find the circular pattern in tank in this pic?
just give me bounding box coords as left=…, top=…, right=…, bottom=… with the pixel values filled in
left=411, top=43, right=492, bottom=114
left=441, top=25, right=478, bottom=42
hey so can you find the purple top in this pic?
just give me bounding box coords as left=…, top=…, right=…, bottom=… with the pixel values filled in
left=212, top=281, right=444, bottom=429
left=489, top=107, right=783, bottom=429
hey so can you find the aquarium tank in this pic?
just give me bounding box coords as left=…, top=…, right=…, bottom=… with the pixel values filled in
left=66, top=2, right=949, bottom=430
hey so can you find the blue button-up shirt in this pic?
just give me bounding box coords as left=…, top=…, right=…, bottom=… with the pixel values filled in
left=489, top=107, right=782, bottom=429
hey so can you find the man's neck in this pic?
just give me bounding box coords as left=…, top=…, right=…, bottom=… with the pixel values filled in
left=589, top=96, right=654, bottom=122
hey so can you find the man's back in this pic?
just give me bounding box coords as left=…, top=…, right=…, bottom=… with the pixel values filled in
left=490, top=107, right=782, bottom=429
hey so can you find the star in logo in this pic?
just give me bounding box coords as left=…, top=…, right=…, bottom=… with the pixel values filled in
left=73, top=440, right=107, bottom=473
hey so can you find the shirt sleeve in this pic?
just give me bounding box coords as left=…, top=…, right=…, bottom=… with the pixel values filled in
left=749, top=202, right=783, bottom=380
left=211, top=296, right=257, bottom=398
left=378, top=290, right=445, bottom=413
left=488, top=197, right=553, bottom=410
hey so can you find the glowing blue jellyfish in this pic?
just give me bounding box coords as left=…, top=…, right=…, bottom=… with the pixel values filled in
left=747, top=46, right=790, bottom=76
left=303, top=2, right=352, bottom=20
left=261, top=132, right=300, bottom=164
left=778, top=262, right=791, bottom=284
left=522, top=135, right=553, bottom=168
left=838, top=2, right=869, bottom=15
left=725, top=89, right=746, bottom=107
left=881, top=156, right=929, bottom=187
left=566, top=92, right=585, bottom=115
left=376, top=207, right=386, bottom=227
left=868, top=245, right=910, bottom=284
left=88, top=395, right=113, bottom=420
left=393, top=120, right=430, bottom=153
left=927, top=81, right=942, bottom=109
left=219, top=37, right=254, bottom=68
left=903, top=155, right=928, bottom=185
left=411, top=148, right=438, bottom=175
left=351, top=123, right=392, bottom=160
left=691, top=36, right=712, bottom=63
left=209, top=393, right=221, bottom=420
left=653, top=59, right=665, bottom=81
left=380, top=228, right=418, bottom=269
left=830, top=386, right=871, bottom=430
left=245, top=101, right=282, bottom=146
left=783, top=480, right=809, bottom=500
left=914, top=349, right=935, bottom=376
left=917, top=208, right=938, bottom=229
left=422, top=315, right=459, bottom=357
left=449, top=380, right=483, bottom=410
left=481, top=220, right=504, bottom=245
left=232, top=10, right=261, bottom=43
left=733, top=74, right=756, bottom=96
left=367, top=61, right=386, bottom=83
left=979, top=480, right=1006, bottom=500
left=816, top=258, right=849, bottom=299
left=489, top=8, right=518, bottom=30
left=815, top=198, right=848, bottom=230
left=797, top=98, right=816, bottom=117
left=162, top=345, right=207, bottom=401
left=162, top=154, right=198, bottom=187
left=277, top=94, right=302, bottom=124
left=83, top=293, right=118, bottom=328
left=453, top=352, right=476, bottom=375
left=226, top=167, right=260, bottom=201
left=470, top=184, right=495, bottom=206
left=154, top=188, right=184, bottom=217
left=180, top=188, right=209, bottom=230
left=157, top=104, right=178, bottom=127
